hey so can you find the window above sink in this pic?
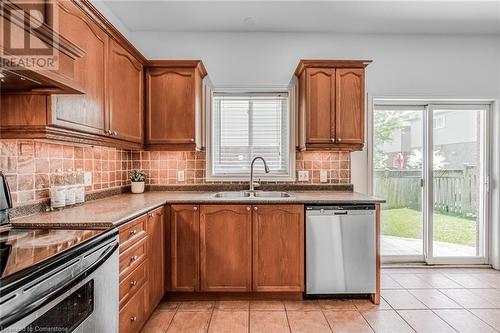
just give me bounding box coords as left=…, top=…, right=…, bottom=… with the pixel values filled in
left=205, top=90, right=295, bottom=181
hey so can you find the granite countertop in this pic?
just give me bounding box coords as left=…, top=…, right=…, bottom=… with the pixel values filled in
left=11, top=190, right=384, bottom=229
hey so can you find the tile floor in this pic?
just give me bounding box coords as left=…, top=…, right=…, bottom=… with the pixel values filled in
left=141, top=268, right=500, bottom=332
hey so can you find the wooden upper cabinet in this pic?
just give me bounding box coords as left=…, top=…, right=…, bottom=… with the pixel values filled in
left=51, top=0, right=108, bottom=135
left=253, top=205, right=304, bottom=292
left=170, top=204, right=200, bottom=292
left=145, top=61, right=207, bottom=150
left=295, top=60, right=371, bottom=151
left=335, top=68, right=365, bottom=145
left=146, top=207, right=165, bottom=312
left=305, top=68, right=335, bottom=144
left=199, top=205, right=252, bottom=292
left=108, top=39, right=144, bottom=143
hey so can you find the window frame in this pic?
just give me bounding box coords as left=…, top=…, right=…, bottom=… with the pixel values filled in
left=205, top=87, right=295, bottom=182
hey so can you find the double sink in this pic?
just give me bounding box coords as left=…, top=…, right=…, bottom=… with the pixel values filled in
left=212, top=191, right=293, bottom=199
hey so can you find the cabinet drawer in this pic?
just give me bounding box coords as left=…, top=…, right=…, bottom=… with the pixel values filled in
left=120, top=237, right=147, bottom=279
left=119, top=283, right=148, bottom=333
left=119, top=259, right=148, bottom=309
left=119, top=215, right=147, bottom=252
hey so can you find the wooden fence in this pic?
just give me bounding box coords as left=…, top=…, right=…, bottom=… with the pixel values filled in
left=374, top=166, right=478, bottom=218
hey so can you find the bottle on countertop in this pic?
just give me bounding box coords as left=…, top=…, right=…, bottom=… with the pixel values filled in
left=50, top=168, right=66, bottom=209
left=65, top=169, right=76, bottom=206
left=75, top=168, right=85, bottom=204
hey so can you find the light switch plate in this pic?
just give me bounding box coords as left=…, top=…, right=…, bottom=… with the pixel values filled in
left=298, top=170, right=309, bottom=181
left=177, top=170, right=185, bottom=182
left=320, top=170, right=328, bottom=183
left=84, top=172, right=92, bottom=186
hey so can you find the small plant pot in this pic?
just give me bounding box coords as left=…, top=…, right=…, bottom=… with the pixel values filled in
left=131, top=181, right=145, bottom=194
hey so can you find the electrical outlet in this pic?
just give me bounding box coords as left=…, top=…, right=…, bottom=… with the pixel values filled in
left=177, top=170, right=185, bottom=182
left=320, top=170, right=328, bottom=183
left=298, top=170, right=309, bottom=181
left=84, top=172, right=92, bottom=186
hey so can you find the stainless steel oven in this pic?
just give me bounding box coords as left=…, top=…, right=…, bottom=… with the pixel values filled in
left=0, top=230, right=119, bottom=333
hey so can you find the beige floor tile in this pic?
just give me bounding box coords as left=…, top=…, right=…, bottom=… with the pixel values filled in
left=414, top=273, right=464, bottom=289
left=215, top=300, right=250, bottom=311
left=286, top=310, right=332, bottom=333
left=353, top=298, right=392, bottom=312
left=141, top=310, right=176, bottom=333
left=381, top=290, right=427, bottom=310
left=250, top=311, right=290, bottom=333
left=440, top=289, right=496, bottom=308
left=158, top=301, right=180, bottom=310
left=178, top=301, right=215, bottom=311
left=434, top=309, right=497, bottom=333
left=397, top=310, right=455, bottom=333
left=318, top=299, right=357, bottom=310
left=408, top=289, right=462, bottom=309
left=167, top=311, right=212, bottom=333
left=323, top=310, right=373, bottom=333
left=208, top=310, right=249, bottom=333
left=389, top=273, right=434, bottom=289
left=380, top=275, right=403, bottom=289
left=250, top=300, right=285, bottom=311
left=284, top=300, right=321, bottom=311
left=470, top=309, right=500, bottom=330
left=469, top=289, right=500, bottom=307
left=361, top=310, right=414, bottom=333
left=445, top=273, right=497, bottom=289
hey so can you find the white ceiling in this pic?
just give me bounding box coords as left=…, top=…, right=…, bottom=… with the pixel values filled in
left=96, top=0, right=500, bottom=35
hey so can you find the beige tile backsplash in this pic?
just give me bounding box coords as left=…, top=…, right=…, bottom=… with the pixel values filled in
left=1, top=139, right=351, bottom=207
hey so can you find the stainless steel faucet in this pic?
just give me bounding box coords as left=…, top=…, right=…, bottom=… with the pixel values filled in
left=249, top=156, right=270, bottom=192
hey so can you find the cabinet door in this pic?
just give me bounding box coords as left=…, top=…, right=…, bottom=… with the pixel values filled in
left=170, top=205, right=199, bottom=292
left=146, top=68, right=196, bottom=145
left=305, top=68, right=335, bottom=144
left=200, top=205, right=252, bottom=292
left=51, top=0, right=108, bottom=135
left=253, top=205, right=304, bottom=292
left=147, top=207, right=165, bottom=312
left=108, top=39, right=143, bottom=143
left=335, top=68, right=365, bottom=144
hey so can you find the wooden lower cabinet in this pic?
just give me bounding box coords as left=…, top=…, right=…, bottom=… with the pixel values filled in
left=253, top=205, right=304, bottom=292
left=200, top=205, right=252, bottom=292
left=146, top=207, right=166, bottom=312
left=170, top=205, right=200, bottom=291
left=118, top=207, right=167, bottom=333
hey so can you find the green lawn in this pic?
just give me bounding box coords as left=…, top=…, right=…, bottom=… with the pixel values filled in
left=381, top=208, right=477, bottom=247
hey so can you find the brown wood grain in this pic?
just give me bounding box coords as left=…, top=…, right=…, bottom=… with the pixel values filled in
left=119, top=282, right=148, bottom=333
left=199, top=205, right=252, bottom=292
left=147, top=207, right=166, bottom=311
left=170, top=204, right=200, bottom=292
left=252, top=205, right=304, bottom=292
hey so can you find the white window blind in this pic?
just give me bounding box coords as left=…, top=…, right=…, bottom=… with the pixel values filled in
left=210, top=92, right=290, bottom=178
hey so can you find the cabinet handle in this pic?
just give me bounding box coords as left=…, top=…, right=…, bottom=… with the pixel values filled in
left=253, top=206, right=258, bottom=211
left=190, top=138, right=195, bottom=142
left=246, top=206, right=251, bottom=211
left=331, top=138, right=335, bottom=143
left=130, top=316, right=137, bottom=322
left=113, top=131, right=117, bottom=136
left=338, top=138, right=342, bottom=142
left=130, top=280, right=138, bottom=287
left=130, top=255, right=138, bottom=262
left=129, top=229, right=137, bottom=236
left=148, top=213, right=153, bottom=218
left=193, top=206, right=198, bottom=211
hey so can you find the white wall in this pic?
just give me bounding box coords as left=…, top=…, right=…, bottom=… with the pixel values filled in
left=129, top=30, right=500, bottom=268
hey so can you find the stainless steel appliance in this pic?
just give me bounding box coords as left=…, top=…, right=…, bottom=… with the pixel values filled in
left=0, top=172, right=119, bottom=333
left=306, top=205, right=376, bottom=295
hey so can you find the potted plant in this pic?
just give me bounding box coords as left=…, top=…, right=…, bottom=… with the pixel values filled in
left=129, top=170, right=146, bottom=194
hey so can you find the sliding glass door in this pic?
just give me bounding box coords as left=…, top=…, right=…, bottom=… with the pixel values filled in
left=373, top=102, right=490, bottom=264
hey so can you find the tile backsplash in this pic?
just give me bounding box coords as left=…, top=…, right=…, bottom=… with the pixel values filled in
left=1, top=139, right=351, bottom=207
left=1, top=140, right=131, bottom=207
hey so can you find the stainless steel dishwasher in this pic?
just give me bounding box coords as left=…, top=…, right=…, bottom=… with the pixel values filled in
left=306, top=205, right=376, bottom=295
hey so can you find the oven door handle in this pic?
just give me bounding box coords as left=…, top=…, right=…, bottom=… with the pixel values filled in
left=0, top=242, right=118, bottom=330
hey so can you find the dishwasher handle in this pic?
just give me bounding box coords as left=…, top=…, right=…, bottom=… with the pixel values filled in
left=334, top=211, right=348, bottom=215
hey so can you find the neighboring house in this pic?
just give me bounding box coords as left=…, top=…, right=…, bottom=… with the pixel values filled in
left=379, top=110, right=479, bottom=169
